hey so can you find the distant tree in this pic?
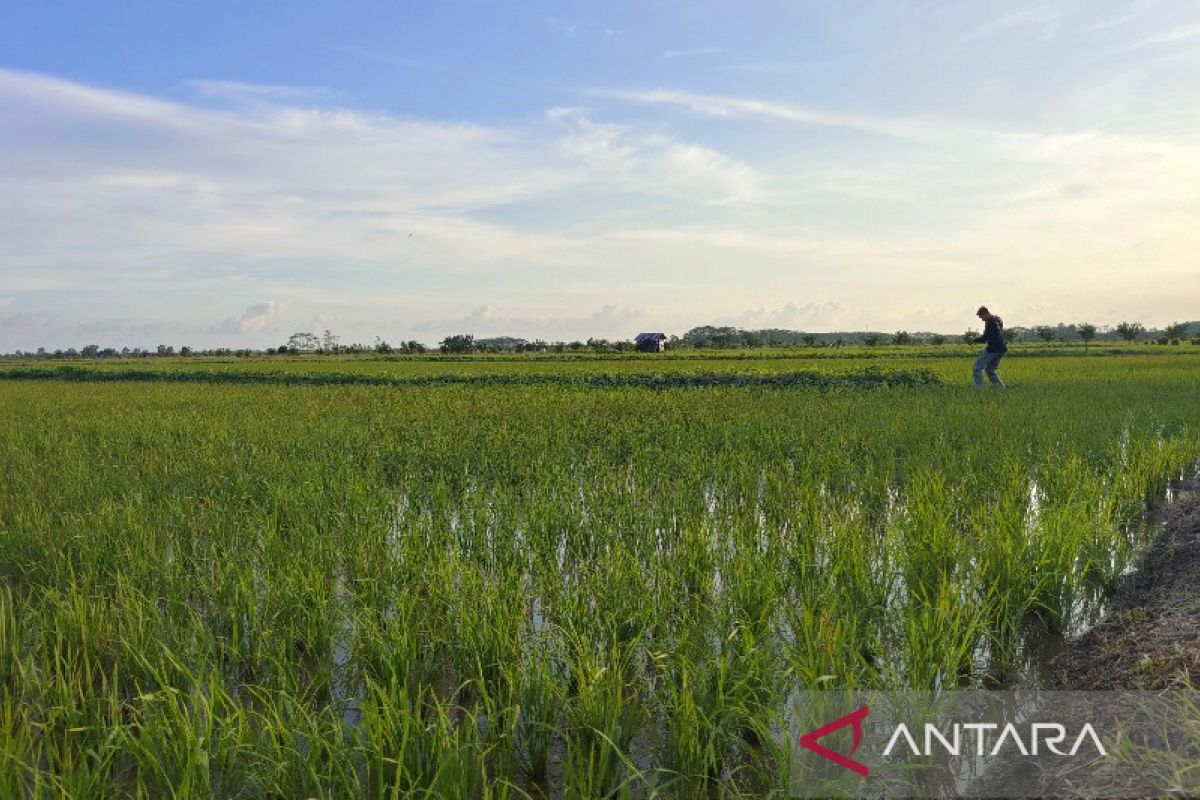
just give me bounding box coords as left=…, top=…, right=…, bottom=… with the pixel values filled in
left=81, top=344, right=100, bottom=358
left=374, top=337, right=393, bottom=354
left=321, top=329, right=339, bottom=353
left=1077, top=323, right=1097, bottom=349
left=179, top=346, right=193, bottom=357
left=440, top=334, right=476, bottom=354
left=744, top=333, right=763, bottom=348
left=802, top=334, right=817, bottom=347
left=1002, top=327, right=1019, bottom=344
left=892, top=330, right=912, bottom=345
left=287, top=332, right=320, bottom=353
left=863, top=334, right=882, bottom=347
left=1114, top=322, right=1144, bottom=342
left=156, top=344, right=174, bottom=356
left=1164, top=322, right=1189, bottom=343
left=962, top=329, right=977, bottom=344
left=928, top=334, right=947, bottom=346
left=1033, top=325, right=1056, bottom=343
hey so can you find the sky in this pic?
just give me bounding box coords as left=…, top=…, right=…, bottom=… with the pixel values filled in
left=2, top=0, right=1199, bottom=350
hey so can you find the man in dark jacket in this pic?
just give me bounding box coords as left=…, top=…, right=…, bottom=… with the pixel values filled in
left=973, top=306, right=1006, bottom=387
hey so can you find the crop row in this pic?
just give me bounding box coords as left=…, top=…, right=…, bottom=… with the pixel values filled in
left=0, top=365, right=942, bottom=390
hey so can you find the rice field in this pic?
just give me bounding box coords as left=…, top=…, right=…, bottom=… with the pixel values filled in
left=2, top=349, right=1198, bottom=797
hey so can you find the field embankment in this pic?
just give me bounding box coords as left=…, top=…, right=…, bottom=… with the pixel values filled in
left=1052, top=481, right=1200, bottom=690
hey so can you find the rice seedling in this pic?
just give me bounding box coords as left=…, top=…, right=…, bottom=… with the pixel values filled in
left=0, top=349, right=1197, bottom=795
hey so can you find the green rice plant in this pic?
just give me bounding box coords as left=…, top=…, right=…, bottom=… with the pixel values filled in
left=0, top=586, right=18, bottom=696
left=0, top=696, right=36, bottom=799
left=118, top=667, right=255, bottom=797
left=656, top=653, right=721, bottom=796
left=240, top=683, right=362, bottom=797
left=359, top=677, right=490, bottom=799
left=782, top=596, right=868, bottom=689
left=892, top=470, right=968, bottom=602
left=514, top=636, right=562, bottom=785
left=353, top=590, right=443, bottom=714
left=898, top=580, right=988, bottom=690
left=458, top=568, right=525, bottom=785
left=560, top=625, right=646, bottom=799
left=967, top=460, right=1048, bottom=670
left=720, top=556, right=785, bottom=752
left=653, top=623, right=788, bottom=798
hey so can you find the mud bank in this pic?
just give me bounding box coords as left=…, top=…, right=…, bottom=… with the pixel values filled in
left=1050, top=482, right=1200, bottom=690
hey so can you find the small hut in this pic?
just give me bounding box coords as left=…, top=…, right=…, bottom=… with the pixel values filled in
left=635, top=332, right=668, bottom=353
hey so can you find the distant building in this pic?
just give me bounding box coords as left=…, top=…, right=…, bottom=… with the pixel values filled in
left=635, top=332, right=668, bottom=353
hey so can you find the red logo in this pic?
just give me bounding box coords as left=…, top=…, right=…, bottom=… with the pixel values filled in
left=798, top=705, right=870, bottom=777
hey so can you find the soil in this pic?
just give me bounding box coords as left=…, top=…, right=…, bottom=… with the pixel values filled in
left=1049, top=480, right=1200, bottom=690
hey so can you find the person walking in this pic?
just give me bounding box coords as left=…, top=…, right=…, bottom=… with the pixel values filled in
left=973, top=306, right=1006, bottom=387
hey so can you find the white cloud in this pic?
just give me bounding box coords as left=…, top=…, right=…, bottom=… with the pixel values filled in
left=722, top=301, right=847, bottom=329
left=185, top=79, right=338, bottom=104
left=1120, top=22, right=1200, bottom=51
left=661, top=47, right=724, bottom=60
left=414, top=303, right=653, bottom=340
left=547, top=107, right=764, bottom=204
left=595, top=84, right=1200, bottom=167
left=546, top=17, right=579, bottom=37
left=1084, top=8, right=1145, bottom=33
left=0, top=69, right=764, bottom=294
left=727, top=62, right=816, bottom=74
left=592, top=87, right=960, bottom=143
left=959, top=5, right=1064, bottom=44
left=213, top=301, right=288, bottom=334
left=75, top=319, right=178, bottom=339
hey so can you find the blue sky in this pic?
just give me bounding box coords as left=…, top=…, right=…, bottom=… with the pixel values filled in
left=2, top=1, right=1199, bottom=349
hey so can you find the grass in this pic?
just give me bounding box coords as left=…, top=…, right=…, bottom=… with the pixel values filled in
left=1, top=350, right=1198, bottom=795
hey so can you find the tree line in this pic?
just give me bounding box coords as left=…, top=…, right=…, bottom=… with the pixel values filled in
left=3, top=321, right=1196, bottom=359
left=676, top=321, right=1197, bottom=349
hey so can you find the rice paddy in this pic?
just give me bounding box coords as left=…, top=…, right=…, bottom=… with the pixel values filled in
left=2, top=348, right=1198, bottom=797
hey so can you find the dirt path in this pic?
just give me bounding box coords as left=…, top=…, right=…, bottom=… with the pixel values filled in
left=1050, top=482, right=1200, bottom=690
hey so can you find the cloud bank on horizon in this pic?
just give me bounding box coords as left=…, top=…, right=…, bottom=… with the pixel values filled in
left=1, top=0, right=1198, bottom=349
